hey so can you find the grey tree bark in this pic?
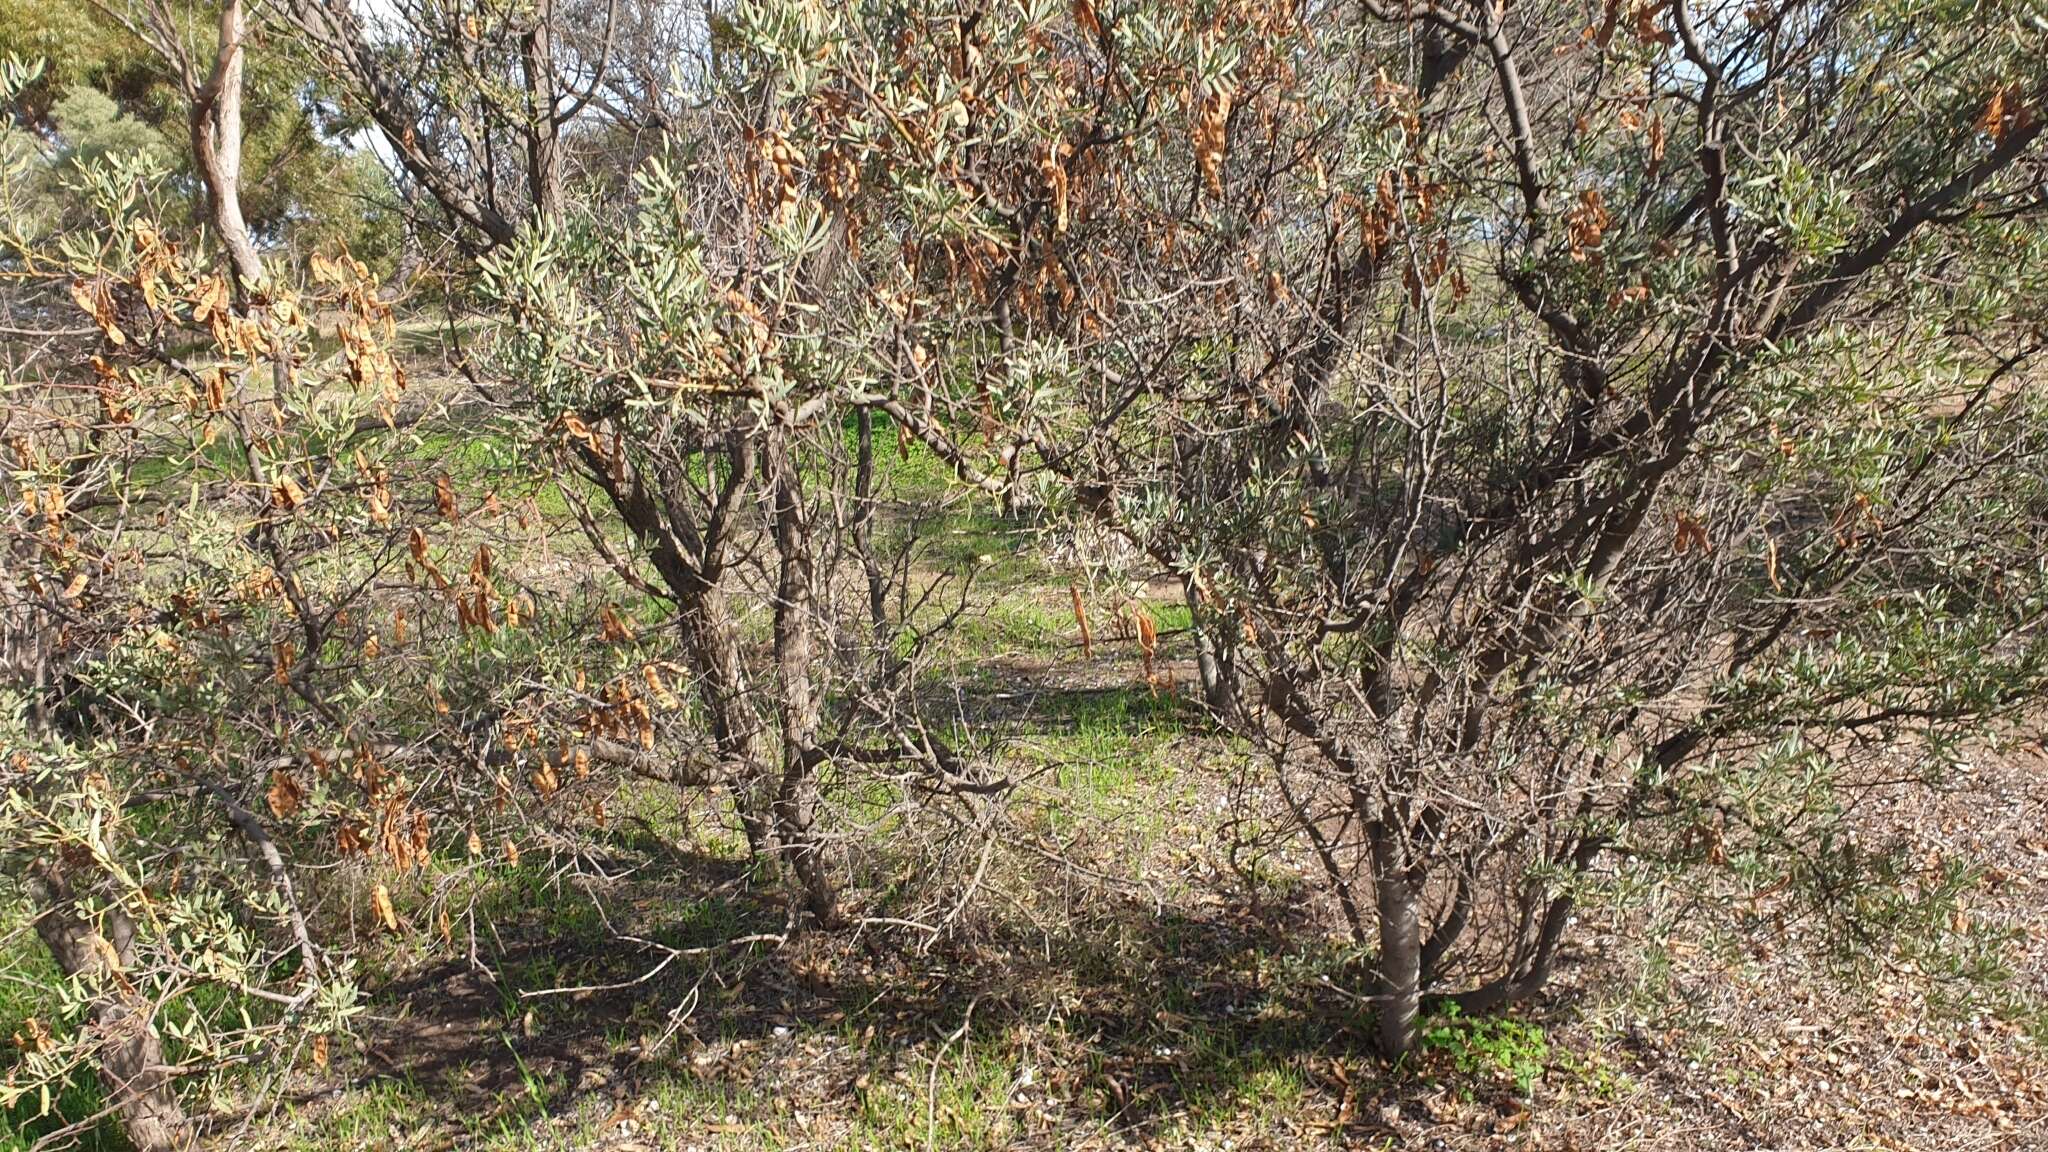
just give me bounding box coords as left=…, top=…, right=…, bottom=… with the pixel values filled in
left=188, top=0, right=266, bottom=300
left=1369, top=824, right=1424, bottom=1057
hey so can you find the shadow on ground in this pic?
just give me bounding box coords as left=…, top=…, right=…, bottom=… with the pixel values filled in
left=312, top=841, right=1558, bottom=1150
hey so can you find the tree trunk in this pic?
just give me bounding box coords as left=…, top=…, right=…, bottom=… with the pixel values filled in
left=27, top=860, right=191, bottom=1152
left=518, top=1, right=565, bottom=222
left=1183, top=576, right=1236, bottom=715
left=852, top=409, right=890, bottom=641
left=679, top=582, right=775, bottom=856
left=1369, top=825, right=1424, bottom=1058
left=765, top=427, right=839, bottom=927
left=189, top=0, right=266, bottom=301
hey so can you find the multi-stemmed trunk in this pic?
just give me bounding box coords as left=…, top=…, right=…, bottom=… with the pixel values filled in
left=578, top=418, right=841, bottom=927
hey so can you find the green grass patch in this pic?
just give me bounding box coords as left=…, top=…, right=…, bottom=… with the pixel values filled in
left=850, top=1035, right=1020, bottom=1150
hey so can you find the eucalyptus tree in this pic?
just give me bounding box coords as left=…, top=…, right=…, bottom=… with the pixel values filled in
left=280, top=0, right=688, bottom=248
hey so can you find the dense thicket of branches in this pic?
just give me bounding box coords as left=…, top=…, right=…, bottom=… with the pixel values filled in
left=4, top=0, right=2047, bottom=1146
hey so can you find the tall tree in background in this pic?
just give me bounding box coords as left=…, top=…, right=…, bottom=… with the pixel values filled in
left=3, top=0, right=402, bottom=271
left=108, top=0, right=266, bottom=294
left=282, top=0, right=643, bottom=247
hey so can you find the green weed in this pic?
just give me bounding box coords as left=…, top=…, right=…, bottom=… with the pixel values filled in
left=1417, top=1005, right=1549, bottom=1097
